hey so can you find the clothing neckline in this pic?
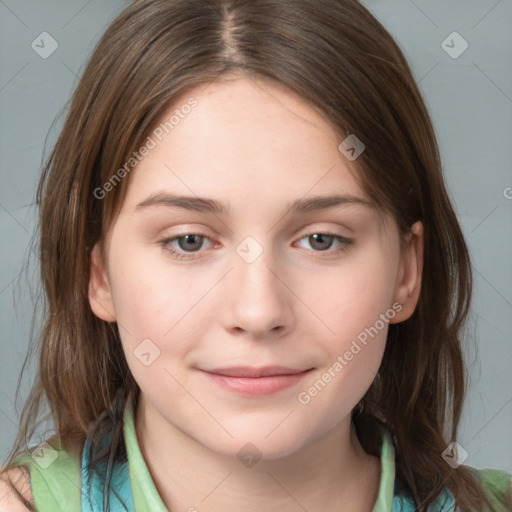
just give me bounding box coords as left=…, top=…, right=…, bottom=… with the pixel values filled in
left=123, top=404, right=396, bottom=511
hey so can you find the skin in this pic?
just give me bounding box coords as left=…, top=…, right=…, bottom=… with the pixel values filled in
left=89, top=73, right=423, bottom=512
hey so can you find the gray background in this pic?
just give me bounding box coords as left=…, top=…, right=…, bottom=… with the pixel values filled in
left=1, top=0, right=511, bottom=472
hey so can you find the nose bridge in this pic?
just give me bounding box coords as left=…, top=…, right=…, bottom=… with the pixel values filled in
left=223, top=234, right=292, bottom=335
left=233, top=234, right=279, bottom=299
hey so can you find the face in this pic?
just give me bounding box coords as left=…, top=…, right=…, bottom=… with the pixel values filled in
left=89, top=74, right=422, bottom=460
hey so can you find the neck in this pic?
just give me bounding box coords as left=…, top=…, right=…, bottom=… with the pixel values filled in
left=134, top=397, right=381, bottom=512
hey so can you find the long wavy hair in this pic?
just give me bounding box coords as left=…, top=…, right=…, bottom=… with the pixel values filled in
left=2, top=0, right=492, bottom=510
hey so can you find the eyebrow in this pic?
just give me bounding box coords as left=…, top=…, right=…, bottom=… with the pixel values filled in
left=135, top=192, right=372, bottom=215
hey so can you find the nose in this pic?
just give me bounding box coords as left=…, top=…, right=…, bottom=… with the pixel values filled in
left=220, top=237, right=295, bottom=339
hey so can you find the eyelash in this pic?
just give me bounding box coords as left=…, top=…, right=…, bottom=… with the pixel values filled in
left=158, top=231, right=354, bottom=261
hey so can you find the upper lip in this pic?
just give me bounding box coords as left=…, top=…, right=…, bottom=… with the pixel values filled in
left=200, top=366, right=313, bottom=378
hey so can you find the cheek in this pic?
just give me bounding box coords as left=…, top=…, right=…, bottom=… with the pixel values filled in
left=295, top=262, right=393, bottom=423
left=107, top=243, right=223, bottom=378
left=107, top=258, right=202, bottom=399
left=299, top=244, right=398, bottom=342
left=293, top=243, right=397, bottom=407
left=106, top=243, right=188, bottom=346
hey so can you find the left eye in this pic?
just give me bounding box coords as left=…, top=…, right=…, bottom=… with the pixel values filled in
left=159, top=232, right=353, bottom=260
left=295, top=233, right=352, bottom=253
left=161, top=234, right=213, bottom=258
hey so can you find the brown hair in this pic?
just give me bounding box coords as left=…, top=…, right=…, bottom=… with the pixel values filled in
left=2, top=0, right=492, bottom=510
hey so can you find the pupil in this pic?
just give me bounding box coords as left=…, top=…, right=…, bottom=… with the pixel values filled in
left=311, top=234, right=332, bottom=250
left=180, top=234, right=202, bottom=251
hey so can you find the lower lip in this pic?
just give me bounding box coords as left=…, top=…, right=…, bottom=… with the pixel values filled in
left=201, top=369, right=313, bottom=396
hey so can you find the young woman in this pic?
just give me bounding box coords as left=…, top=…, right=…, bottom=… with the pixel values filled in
left=1, top=0, right=510, bottom=510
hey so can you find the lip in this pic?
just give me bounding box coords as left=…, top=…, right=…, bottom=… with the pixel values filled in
left=201, top=366, right=311, bottom=377
left=199, top=366, right=313, bottom=396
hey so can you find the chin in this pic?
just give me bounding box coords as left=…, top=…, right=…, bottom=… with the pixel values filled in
left=201, top=426, right=309, bottom=463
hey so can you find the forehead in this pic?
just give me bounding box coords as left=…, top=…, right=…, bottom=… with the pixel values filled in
left=120, top=75, right=367, bottom=214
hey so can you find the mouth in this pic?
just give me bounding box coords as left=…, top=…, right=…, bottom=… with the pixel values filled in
left=199, top=366, right=314, bottom=395
left=201, top=366, right=312, bottom=378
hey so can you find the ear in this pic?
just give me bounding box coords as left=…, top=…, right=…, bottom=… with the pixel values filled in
left=88, top=242, right=117, bottom=322
left=389, top=221, right=424, bottom=324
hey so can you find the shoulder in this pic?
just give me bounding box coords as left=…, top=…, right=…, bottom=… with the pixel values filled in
left=0, top=465, right=34, bottom=511
left=466, top=465, right=512, bottom=510
left=0, top=439, right=83, bottom=512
